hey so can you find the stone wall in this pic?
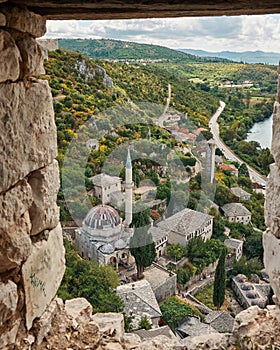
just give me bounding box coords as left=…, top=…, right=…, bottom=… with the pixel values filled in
left=0, top=5, right=65, bottom=349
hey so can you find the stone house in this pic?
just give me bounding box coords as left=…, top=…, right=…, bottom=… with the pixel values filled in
left=143, top=263, right=176, bottom=303
left=149, top=226, right=168, bottom=259
left=204, top=311, right=234, bottom=333
left=220, top=203, right=251, bottom=225
left=230, top=187, right=251, bottom=201
left=157, top=208, right=213, bottom=246
left=116, top=280, right=162, bottom=328
left=224, top=238, right=243, bottom=262
left=90, top=173, right=123, bottom=205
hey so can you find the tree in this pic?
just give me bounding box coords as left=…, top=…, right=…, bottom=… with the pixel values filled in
left=160, top=297, right=202, bottom=329
left=58, top=240, right=124, bottom=313
left=138, top=316, right=152, bottom=330
left=238, top=163, right=250, bottom=178
left=213, top=247, right=227, bottom=309
left=130, top=206, right=156, bottom=279
left=167, top=243, right=186, bottom=261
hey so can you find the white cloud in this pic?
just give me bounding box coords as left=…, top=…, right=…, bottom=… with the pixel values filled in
left=45, top=15, right=280, bottom=53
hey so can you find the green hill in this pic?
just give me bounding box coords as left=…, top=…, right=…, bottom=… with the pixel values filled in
left=58, top=38, right=198, bottom=61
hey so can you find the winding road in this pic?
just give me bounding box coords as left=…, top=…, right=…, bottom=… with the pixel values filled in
left=209, top=101, right=267, bottom=187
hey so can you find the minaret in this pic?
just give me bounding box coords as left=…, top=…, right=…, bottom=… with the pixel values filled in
left=125, top=149, right=133, bottom=227
left=205, top=138, right=216, bottom=183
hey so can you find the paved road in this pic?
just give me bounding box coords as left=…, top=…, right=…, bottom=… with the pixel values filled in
left=209, top=101, right=267, bottom=187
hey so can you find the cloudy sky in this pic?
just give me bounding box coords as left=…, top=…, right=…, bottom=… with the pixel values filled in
left=45, top=15, right=280, bottom=52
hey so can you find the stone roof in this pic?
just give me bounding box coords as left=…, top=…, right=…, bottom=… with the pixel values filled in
left=134, top=186, right=157, bottom=195
left=177, top=316, right=217, bottom=338
left=230, top=187, right=251, bottom=199
left=116, top=280, right=161, bottom=325
left=144, top=263, right=175, bottom=292
left=204, top=311, right=234, bottom=333
left=90, top=173, right=122, bottom=187
left=157, top=208, right=213, bottom=236
left=133, top=326, right=176, bottom=340
left=221, top=203, right=251, bottom=217
left=224, top=238, right=243, bottom=250
left=149, top=226, right=167, bottom=243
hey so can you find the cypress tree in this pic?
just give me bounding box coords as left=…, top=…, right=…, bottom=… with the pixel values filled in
left=213, top=247, right=227, bottom=309
left=130, top=206, right=156, bottom=279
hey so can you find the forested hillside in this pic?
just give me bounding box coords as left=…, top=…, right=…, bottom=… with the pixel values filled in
left=59, top=38, right=197, bottom=61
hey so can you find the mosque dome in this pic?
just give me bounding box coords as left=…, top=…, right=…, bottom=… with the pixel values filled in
left=99, top=243, right=114, bottom=254
left=114, top=239, right=126, bottom=250
left=84, top=205, right=120, bottom=230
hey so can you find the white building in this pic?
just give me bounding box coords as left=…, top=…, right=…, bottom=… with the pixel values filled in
left=221, top=203, right=251, bottom=225
left=224, top=238, right=243, bottom=261
left=76, top=151, right=133, bottom=267
left=149, top=226, right=168, bottom=259
left=157, top=208, right=213, bottom=246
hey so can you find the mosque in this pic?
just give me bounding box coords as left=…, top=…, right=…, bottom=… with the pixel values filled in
left=75, top=150, right=134, bottom=268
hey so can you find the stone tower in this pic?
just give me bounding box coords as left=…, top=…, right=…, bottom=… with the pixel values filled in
left=205, top=138, right=216, bottom=183
left=125, top=148, right=133, bottom=227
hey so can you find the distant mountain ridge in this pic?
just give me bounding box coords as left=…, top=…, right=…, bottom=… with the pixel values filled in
left=178, top=49, right=280, bottom=65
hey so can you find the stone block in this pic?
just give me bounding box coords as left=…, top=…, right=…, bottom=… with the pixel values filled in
left=65, top=297, right=93, bottom=323
left=35, top=297, right=59, bottom=345
left=265, top=164, right=280, bottom=237
left=272, top=102, right=280, bottom=165
left=28, top=161, right=60, bottom=236
left=4, top=6, right=46, bottom=37
left=0, top=12, right=6, bottom=26
left=0, top=80, right=57, bottom=193
left=22, top=224, right=65, bottom=330
left=0, top=212, right=32, bottom=273
left=11, top=31, right=45, bottom=79
left=92, top=313, right=124, bottom=342
left=263, top=231, right=280, bottom=308
left=0, top=280, right=18, bottom=326
left=0, top=29, right=20, bottom=83
left=0, top=319, right=21, bottom=349
left=0, top=179, right=32, bottom=270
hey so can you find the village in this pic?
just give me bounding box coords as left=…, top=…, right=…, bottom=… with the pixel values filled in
left=64, top=113, right=270, bottom=340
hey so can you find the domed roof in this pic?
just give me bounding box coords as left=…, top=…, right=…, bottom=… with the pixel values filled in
left=84, top=205, right=120, bottom=230
left=99, top=243, right=114, bottom=254
left=114, top=239, right=126, bottom=250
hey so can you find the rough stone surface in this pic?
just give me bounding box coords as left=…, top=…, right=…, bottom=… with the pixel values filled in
left=33, top=297, right=59, bottom=345
left=91, top=313, right=124, bottom=342
left=0, top=280, right=18, bottom=326
left=265, top=163, right=280, bottom=237
left=0, top=12, right=6, bottom=26
left=8, top=0, right=280, bottom=20
left=0, top=319, right=21, bottom=349
left=4, top=6, right=46, bottom=37
left=0, top=29, right=20, bottom=83
left=272, top=102, right=280, bottom=165
left=65, top=297, right=93, bottom=324
left=0, top=180, right=33, bottom=272
left=22, top=224, right=65, bottom=330
left=0, top=80, right=57, bottom=193
left=263, top=231, right=280, bottom=311
left=11, top=31, right=45, bottom=79
left=28, top=161, right=60, bottom=236
left=230, top=305, right=280, bottom=349
left=182, top=333, right=230, bottom=350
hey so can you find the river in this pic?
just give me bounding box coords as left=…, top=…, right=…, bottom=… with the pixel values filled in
left=246, top=114, right=273, bottom=149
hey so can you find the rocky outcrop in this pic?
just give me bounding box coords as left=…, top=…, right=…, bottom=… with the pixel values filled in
left=230, top=305, right=280, bottom=349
